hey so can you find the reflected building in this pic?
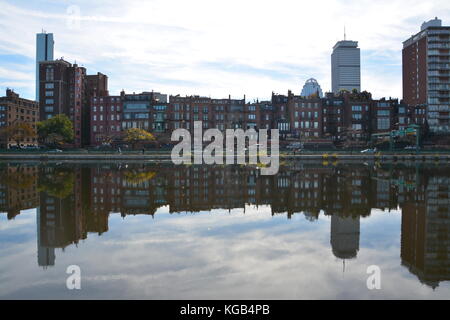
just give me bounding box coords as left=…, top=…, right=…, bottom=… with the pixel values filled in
left=1, top=162, right=449, bottom=290
left=330, top=215, right=360, bottom=259
left=401, top=173, right=450, bottom=288
left=0, top=164, right=39, bottom=220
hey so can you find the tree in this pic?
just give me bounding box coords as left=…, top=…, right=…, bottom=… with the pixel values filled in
left=38, top=167, right=75, bottom=199
left=123, top=128, right=155, bottom=149
left=0, top=122, right=36, bottom=147
left=37, top=114, right=74, bottom=146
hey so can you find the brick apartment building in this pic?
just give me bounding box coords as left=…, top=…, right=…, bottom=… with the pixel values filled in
left=39, top=59, right=110, bottom=147
left=90, top=95, right=123, bottom=145
left=87, top=89, right=427, bottom=147
left=38, top=59, right=87, bottom=147
left=403, top=17, right=450, bottom=134
left=0, top=89, right=39, bottom=149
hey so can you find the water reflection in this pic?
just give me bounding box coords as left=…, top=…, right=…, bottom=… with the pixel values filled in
left=0, top=162, right=449, bottom=290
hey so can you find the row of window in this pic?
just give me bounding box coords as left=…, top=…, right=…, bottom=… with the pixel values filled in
left=294, top=121, right=320, bottom=129
left=93, top=114, right=121, bottom=121
left=294, top=111, right=319, bottom=119
left=93, top=106, right=121, bottom=112
left=294, top=102, right=320, bottom=109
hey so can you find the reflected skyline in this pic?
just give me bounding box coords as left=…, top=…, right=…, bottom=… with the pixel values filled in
left=0, top=162, right=449, bottom=293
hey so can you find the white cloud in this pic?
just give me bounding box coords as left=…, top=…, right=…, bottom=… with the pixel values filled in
left=1, top=0, right=450, bottom=100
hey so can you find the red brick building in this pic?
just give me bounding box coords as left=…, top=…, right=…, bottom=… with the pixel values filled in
left=0, top=89, right=39, bottom=149
left=90, top=95, right=123, bottom=146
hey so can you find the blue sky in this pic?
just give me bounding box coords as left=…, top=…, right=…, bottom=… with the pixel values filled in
left=1, top=0, right=450, bottom=101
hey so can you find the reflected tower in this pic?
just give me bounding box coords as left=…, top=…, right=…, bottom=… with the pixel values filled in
left=330, top=215, right=360, bottom=260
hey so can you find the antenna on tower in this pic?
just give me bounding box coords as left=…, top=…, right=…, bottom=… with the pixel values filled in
left=344, top=25, right=347, bottom=40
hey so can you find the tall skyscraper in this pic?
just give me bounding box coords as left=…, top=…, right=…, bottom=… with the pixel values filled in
left=36, top=32, right=54, bottom=101
left=331, top=40, right=361, bottom=94
left=402, top=17, right=450, bottom=134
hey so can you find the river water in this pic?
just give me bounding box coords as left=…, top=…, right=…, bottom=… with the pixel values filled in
left=0, top=161, right=449, bottom=299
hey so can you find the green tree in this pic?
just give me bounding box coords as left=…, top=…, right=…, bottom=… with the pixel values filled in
left=38, top=167, right=75, bottom=199
left=123, top=128, right=155, bottom=149
left=0, top=121, right=36, bottom=147
left=37, top=114, right=74, bottom=146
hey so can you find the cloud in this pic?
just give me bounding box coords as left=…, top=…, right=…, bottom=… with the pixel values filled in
left=1, top=207, right=450, bottom=299
left=1, top=0, right=450, bottom=100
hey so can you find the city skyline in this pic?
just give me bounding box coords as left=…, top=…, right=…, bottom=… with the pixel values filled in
left=1, top=0, right=450, bottom=101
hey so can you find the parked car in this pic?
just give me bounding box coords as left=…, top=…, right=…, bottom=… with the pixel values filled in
left=404, top=146, right=420, bottom=150
left=23, top=145, right=40, bottom=150
left=47, top=149, right=63, bottom=153
left=361, top=148, right=377, bottom=154
left=286, top=143, right=303, bottom=150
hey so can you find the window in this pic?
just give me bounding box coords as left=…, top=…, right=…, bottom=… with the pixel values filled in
left=45, top=99, right=54, bottom=105
left=45, top=83, right=54, bottom=89
left=377, top=110, right=390, bottom=116
left=377, top=118, right=390, bottom=130
left=46, top=67, right=54, bottom=81
left=248, top=114, right=256, bottom=120
left=352, top=106, right=362, bottom=112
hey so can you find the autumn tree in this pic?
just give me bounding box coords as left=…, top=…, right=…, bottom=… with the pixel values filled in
left=0, top=122, right=36, bottom=147
left=123, top=128, right=155, bottom=149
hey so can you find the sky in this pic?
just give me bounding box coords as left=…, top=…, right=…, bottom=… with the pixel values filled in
left=0, top=0, right=450, bottom=102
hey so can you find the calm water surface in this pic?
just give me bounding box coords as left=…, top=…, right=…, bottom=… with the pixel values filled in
left=0, top=161, right=449, bottom=299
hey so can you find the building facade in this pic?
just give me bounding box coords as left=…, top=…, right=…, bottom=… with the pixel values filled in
left=0, top=89, right=39, bottom=149
left=90, top=95, right=123, bottom=145
left=403, top=17, right=450, bottom=133
left=301, top=78, right=324, bottom=98
left=332, top=40, right=361, bottom=94
left=36, top=32, right=54, bottom=101
left=38, top=59, right=87, bottom=147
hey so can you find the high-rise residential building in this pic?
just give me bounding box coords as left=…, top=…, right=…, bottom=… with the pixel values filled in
left=403, top=17, right=450, bottom=134
left=36, top=32, right=54, bottom=101
left=331, top=40, right=361, bottom=94
left=38, top=59, right=87, bottom=147
left=301, top=78, right=323, bottom=98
